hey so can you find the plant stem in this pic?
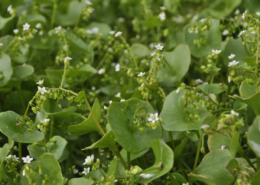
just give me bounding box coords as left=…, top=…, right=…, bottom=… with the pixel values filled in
left=127, top=151, right=131, bottom=170
left=18, top=142, right=22, bottom=168
left=51, top=0, right=57, bottom=28
left=241, top=36, right=251, bottom=56
left=113, top=146, right=128, bottom=170
left=239, top=146, right=257, bottom=171
left=168, top=131, right=175, bottom=150
left=99, top=168, right=106, bottom=179
left=192, top=132, right=203, bottom=172
left=255, top=27, right=259, bottom=92
left=22, top=103, right=30, bottom=120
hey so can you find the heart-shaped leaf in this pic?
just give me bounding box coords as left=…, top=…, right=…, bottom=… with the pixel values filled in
left=247, top=116, right=260, bottom=158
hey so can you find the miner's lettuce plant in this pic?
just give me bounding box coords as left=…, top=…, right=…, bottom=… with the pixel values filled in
left=1, top=0, right=260, bottom=184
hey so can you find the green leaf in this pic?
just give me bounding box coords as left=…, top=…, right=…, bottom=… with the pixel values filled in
left=174, top=137, right=189, bottom=161
left=135, top=139, right=174, bottom=184
left=239, top=81, right=256, bottom=98
left=65, top=31, right=92, bottom=52
left=206, top=0, right=242, bottom=19
left=226, top=158, right=239, bottom=176
left=0, top=53, right=13, bottom=87
left=0, top=143, right=11, bottom=181
left=68, top=178, right=94, bottom=185
left=131, top=43, right=151, bottom=58
left=12, top=44, right=30, bottom=64
left=252, top=169, right=260, bottom=185
left=160, top=90, right=211, bottom=131
left=68, top=99, right=101, bottom=135
left=184, top=19, right=221, bottom=58
left=12, top=65, right=34, bottom=79
left=82, top=131, right=116, bottom=150
left=121, top=148, right=149, bottom=162
left=169, top=173, right=187, bottom=185
left=157, top=44, right=191, bottom=86
left=247, top=116, right=260, bottom=158
left=140, top=15, right=162, bottom=29
left=55, top=0, right=85, bottom=26
left=198, top=83, right=228, bottom=94
left=86, top=22, right=112, bottom=38
left=0, top=16, right=13, bottom=30
left=75, top=91, right=86, bottom=102
left=27, top=136, right=67, bottom=160
left=222, top=38, right=247, bottom=67
left=232, top=93, right=260, bottom=115
left=189, top=150, right=235, bottom=185
left=21, top=153, right=63, bottom=185
left=0, top=111, right=44, bottom=143
left=208, top=131, right=231, bottom=151
left=107, top=98, right=162, bottom=153
left=18, top=14, right=47, bottom=26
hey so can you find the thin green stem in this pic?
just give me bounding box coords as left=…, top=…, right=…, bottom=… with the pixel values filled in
left=255, top=27, right=259, bottom=92
left=127, top=151, right=131, bottom=170
left=168, top=131, right=175, bottom=150
left=18, top=143, right=22, bottom=168
left=241, top=36, right=251, bottom=56
left=192, top=132, right=203, bottom=172
left=51, top=1, right=57, bottom=28
left=22, top=103, right=30, bottom=120
left=239, top=146, right=257, bottom=171
left=98, top=168, right=106, bottom=179
left=113, top=146, right=128, bottom=170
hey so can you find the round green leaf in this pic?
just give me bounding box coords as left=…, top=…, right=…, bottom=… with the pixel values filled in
left=189, top=150, right=235, bottom=185
left=135, top=139, right=174, bottom=184
left=160, top=90, right=210, bottom=131
left=131, top=43, right=151, bottom=58
left=68, top=178, right=94, bottom=185
left=248, top=116, right=260, bottom=158
left=0, top=111, right=44, bottom=143
left=157, top=44, right=191, bottom=86
left=208, top=131, right=231, bottom=151
left=0, top=53, right=13, bottom=87
left=184, top=19, right=221, bottom=58
left=21, top=153, right=63, bottom=185
left=107, top=98, right=162, bottom=153
left=13, top=65, right=34, bottom=79
left=198, top=83, right=228, bottom=95
left=27, top=136, right=67, bottom=160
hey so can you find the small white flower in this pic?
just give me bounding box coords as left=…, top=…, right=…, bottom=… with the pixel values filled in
left=85, top=0, right=92, bottom=4
left=151, top=52, right=156, bottom=56
left=63, top=56, right=72, bottom=61
left=147, top=113, right=159, bottom=124
left=160, top=6, right=166, bottom=10
left=120, top=99, right=125, bottom=102
left=73, top=168, right=79, bottom=174
left=35, top=23, right=41, bottom=29
left=98, top=68, right=105, bottom=74
left=22, top=155, right=33, bottom=164
left=228, top=54, right=235, bottom=59
left=221, top=145, right=227, bottom=150
left=37, top=86, right=48, bottom=94
left=257, top=12, right=260, bottom=16
left=200, top=124, right=210, bottom=130
left=13, top=29, right=19, bottom=34
left=176, top=88, right=180, bottom=93
left=109, top=100, right=112, bottom=104
left=138, top=72, right=145, bottom=77
left=104, top=105, right=108, bottom=109
left=238, top=30, right=246, bottom=37
left=55, top=26, right=62, bottom=33
left=83, top=155, right=94, bottom=165
left=115, top=93, right=121, bottom=98
left=235, top=9, right=239, bottom=15
left=243, top=22, right=248, bottom=28
left=41, top=118, right=50, bottom=124
left=149, top=43, right=154, bottom=49
left=155, top=43, right=164, bottom=50
left=82, top=167, right=90, bottom=175
left=222, top=30, right=229, bottom=36
left=109, top=30, right=115, bottom=35
left=115, top=64, right=120, bottom=71
left=172, top=15, right=184, bottom=23
left=195, top=79, right=203, bottom=84
left=140, top=174, right=153, bottom=178
left=231, top=110, right=239, bottom=116
left=159, top=12, right=166, bottom=21
left=7, top=5, right=13, bottom=14
left=0, top=43, right=3, bottom=46
left=23, top=23, right=30, bottom=31
left=182, top=183, right=189, bottom=185
left=36, top=79, right=44, bottom=86
left=22, top=170, right=26, bottom=176
left=115, top=31, right=122, bottom=37
left=212, top=49, right=221, bottom=55
left=242, top=10, right=247, bottom=20
left=228, top=60, right=239, bottom=67
left=92, top=27, right=99, bottom=34
left=189, top=30, right=198, bottom=34
left=199, top=18, right=207, bottom=23
left=118, top=17, right=125, bottom=22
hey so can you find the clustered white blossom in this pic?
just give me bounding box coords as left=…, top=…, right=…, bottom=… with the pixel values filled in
left=228, top=54, right=235, bottom=59
left=238, top=30, right=246, bottom=37
left=212, top=49, right=221, bottom=55
left=23, top=23, right=30, bottom=31
left=5, top=155, right=19, bottom=162
left=38, top=86, right=49, bottom=94
left=228, top=60, right=239, bottom=67
left=83, top=155, right=94, bottom=165
left=195, top=79, right=203, bottom=84
left=22, top=155, right=33, bottom=164
left=159, top=12, right=166, bottom=21
left=222, top=30, right=229, bottom=36
left=114, top=31, right=122, bottom=37
left=82, top=167, right=90, bottom=175
left=231, top=110, right=239, bottom=116
left=36, top=79, right=44, bottom=86
left=155, top=43, right=164, bottom=50
left=7, top=5, right=13, bottom=14
left=200, top=124, right=210, bottom=130
left=115, top=64, right=120, bottom=71
left=98, top=68, right=105, bottom=74
left=137, top=72, right=145, bottom=77
left=199, top=18, right=207, bottom=23
left=115, top=92, right=121, bottom=98
left=86, top=27, right=99, bottom=34
left=147, top=113, right=159, bottom=124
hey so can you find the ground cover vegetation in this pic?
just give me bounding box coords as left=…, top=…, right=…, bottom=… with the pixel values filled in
left=1, top=0, right=260, bottom=184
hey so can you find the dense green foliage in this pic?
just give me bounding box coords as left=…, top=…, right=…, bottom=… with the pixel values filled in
left=1, top=0, right=260, bottom=184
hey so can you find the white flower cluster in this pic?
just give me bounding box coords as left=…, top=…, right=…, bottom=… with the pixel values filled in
left=22, top=155, right=33, bottom=163
left=5, top=155, right=19, bottom=162
left=147, top=113, right=159, bottom=124
left=86, top=27, right=99, bottom=34
left=83, top=154, right=94, bottom=165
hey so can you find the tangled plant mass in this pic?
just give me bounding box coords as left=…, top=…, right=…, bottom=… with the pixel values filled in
left=1, top=0, right=260, bottom=185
